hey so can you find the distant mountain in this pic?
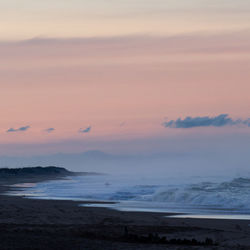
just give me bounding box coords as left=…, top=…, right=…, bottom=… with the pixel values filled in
left=0, top=150, right=184, bottom=173
left=0, top=151, right=117, bottom=171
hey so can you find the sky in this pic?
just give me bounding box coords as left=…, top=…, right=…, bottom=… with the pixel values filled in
left=0, top=0, right=250, bottom=164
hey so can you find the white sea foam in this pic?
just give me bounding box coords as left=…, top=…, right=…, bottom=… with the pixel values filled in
left=150, top=178, right=250, bottom=211
left=7, top=175, right=250, bottom=215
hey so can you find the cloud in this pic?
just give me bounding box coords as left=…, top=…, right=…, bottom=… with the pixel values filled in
left=1, top=31, right=250, bottom=56
left=120, top=122, right=126, bottom=127
left=7, top=126, right=30, bottom=133
left=243, top=119, right=250, bottom=127
left=79, top=126, right=91, bottom=133
left=44, top=128, right=55, bottom=133
left=163, top=114, right=250, bottom=128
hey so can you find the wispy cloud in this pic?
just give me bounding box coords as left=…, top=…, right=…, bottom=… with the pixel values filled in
left=2, top=31, right=250, bottom=56
left=79, top=126, right=91, bottom=133
left=6, top=126, right=31, bottom=133
left=44, top=128, right=55, bottom=133
left=163, top=114, right=250, bottom=128
left=120, top=122, right=126, bottom=127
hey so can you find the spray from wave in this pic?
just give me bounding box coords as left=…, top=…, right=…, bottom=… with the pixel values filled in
left=150, top=178, right=250, bottom=211
left=7, top=174, right=250, bottom=215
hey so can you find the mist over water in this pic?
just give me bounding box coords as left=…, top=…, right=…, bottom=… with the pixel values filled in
left=4, top=135, right=250, bottom=217
left=8, top=153, right=250, bottom=216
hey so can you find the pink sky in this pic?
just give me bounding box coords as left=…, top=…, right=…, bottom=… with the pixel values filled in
left=0, top=1, right=250, bottom=155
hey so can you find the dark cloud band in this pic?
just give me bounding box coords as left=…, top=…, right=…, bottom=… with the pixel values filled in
left=44, top=128, right=55, bottom=133
left=6, top=126, right=30, bottom=133
left=79, top=126, right=91, bottom=133
left=163, top=114, right=250, bottom=128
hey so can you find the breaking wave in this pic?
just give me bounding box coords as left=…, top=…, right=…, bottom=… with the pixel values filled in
left=150, top=178, right=250, bottom=210
left=7, top=175, right=250, bottom=214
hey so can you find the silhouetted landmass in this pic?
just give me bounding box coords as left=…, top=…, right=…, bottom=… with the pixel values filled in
left=0, top=166, right=70, bottom=176
left=0, top=166, right=86, bottom=183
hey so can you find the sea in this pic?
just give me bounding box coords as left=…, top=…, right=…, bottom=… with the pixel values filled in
left=7, top=173, right=250, bottom=220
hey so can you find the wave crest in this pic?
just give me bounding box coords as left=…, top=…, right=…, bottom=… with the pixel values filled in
left=151, top=178, right=250, bottom=209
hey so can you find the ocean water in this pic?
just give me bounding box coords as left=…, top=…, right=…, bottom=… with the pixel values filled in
left=7, top=173, right=250, bottom=218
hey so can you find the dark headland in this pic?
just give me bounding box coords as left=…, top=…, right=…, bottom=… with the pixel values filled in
left=0, top=166, right=88, bottom=190
left=0, top=166, right=73, bottom=176
left=0, top=167, right=250, bottom=249
left=0, top=166, right=80, bottom=183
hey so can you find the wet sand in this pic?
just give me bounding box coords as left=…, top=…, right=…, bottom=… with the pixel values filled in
left=1, top=176, right=250, bottom=249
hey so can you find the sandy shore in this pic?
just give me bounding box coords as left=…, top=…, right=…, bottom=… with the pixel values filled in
left=1, top=176, right=250, bottom=249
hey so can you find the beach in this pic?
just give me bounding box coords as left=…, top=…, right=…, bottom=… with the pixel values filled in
left=0, top=174, right=250, bottom=250
left=2, top=0, right=250, bottom=248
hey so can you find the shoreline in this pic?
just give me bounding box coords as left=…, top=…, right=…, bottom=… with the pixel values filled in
left=6, top=175, right=250, bottom=221
left=1, top=175, right=250, bottom=249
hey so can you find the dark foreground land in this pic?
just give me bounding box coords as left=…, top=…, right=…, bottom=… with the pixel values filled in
left=0, top=167, right=250, bottom=250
